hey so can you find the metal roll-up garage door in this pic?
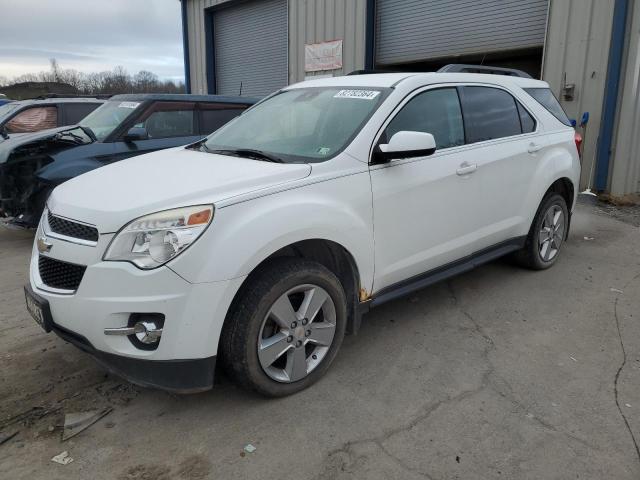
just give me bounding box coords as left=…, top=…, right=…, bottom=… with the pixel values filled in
left=213, top=0, right=287, bottom=97
left=375, top=0, right=549, bottom=66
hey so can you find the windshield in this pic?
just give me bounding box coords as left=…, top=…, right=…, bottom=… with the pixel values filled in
left=203, top=87, right=389, bottom=162
left=80, top=100, right=141, bottom=141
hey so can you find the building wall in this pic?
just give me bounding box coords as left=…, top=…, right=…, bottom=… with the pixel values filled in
left=185, top=0, right=231, bottom=95
left=289, top=0, right=367, bottom=83
left=542, top=0, right=615, bottom=190
left=609, top=0, right=640, bottom=195
left=184, top=0, right=367, bottom=94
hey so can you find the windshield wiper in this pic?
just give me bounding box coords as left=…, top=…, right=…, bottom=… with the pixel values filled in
left=79, top=125, right=97, bottom=142
left=54, top=128, right=92, bottom=144
left=209, top=148, right=284, bottom=163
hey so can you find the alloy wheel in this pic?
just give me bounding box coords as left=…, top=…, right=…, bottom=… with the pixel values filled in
left=257, top=284, right=337, bottom=383
left=538, top=204, right=565, bottom=262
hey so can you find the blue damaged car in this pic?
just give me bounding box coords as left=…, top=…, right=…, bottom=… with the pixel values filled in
left=0, top=93, right=256, bottom=227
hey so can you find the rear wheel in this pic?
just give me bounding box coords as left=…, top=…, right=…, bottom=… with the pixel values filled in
left=515, top=193, right=569, bottom=270
left=221, top=258, right=347, bottom=396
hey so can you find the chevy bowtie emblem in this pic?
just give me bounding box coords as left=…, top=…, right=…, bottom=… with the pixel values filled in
left=37, top=236, right=53, bottom=254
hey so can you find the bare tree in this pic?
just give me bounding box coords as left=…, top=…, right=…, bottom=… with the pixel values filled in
left=3, top=60, right=186, bottom=96
left=133, top=70, right=158, bottom=92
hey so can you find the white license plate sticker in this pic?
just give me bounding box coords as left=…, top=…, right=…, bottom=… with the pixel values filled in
left=333, top=90, right=380, bottom=100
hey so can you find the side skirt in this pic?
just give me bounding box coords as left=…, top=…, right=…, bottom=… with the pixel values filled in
left=359, top=236, right=526, bottom=315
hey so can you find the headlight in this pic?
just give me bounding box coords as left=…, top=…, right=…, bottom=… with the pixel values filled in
left=103, top=205, right=214, bottom=269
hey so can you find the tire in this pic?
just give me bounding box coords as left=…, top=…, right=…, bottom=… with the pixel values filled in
left=514, top=192, right=569, bottom=270
left=221, top=257, right=347, bottom=397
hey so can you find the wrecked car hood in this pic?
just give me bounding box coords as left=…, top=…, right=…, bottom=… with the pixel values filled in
left=0, top=125, right=90, bottom=164
left=48, top=147, right=312, bottom=233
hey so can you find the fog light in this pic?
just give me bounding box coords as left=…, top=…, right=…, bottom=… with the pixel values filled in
left=103, top=313, right=164, bottom=351
left=133, top=320, right=163, bottom=344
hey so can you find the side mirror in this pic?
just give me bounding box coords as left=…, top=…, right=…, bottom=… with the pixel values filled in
left=373, top=131, right=436, bottom=164
left=123, top=126, right=148, bottom=142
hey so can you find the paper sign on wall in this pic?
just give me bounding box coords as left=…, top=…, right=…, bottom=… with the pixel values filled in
left=305, top=39, right=343, bottom=72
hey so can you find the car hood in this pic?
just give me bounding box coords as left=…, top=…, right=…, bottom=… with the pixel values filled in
left=48, top=147, right=312, bottom=233
left=0, top=125, right=86, bottom=163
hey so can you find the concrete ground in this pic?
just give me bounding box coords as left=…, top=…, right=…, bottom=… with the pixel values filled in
left=1, top=200, right=639, bottom=479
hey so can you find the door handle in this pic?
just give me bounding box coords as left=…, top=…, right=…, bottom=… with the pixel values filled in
left=528, top=142, right=543, bottom=154
left=456, top=162, right=477, bottom=176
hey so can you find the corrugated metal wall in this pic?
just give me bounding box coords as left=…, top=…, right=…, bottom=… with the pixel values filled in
left=185, top=0, right=231, bottom=95
left=609, top=0, right=640, bottom=195
left=375, top=0, right=548, bottom=66
left=288, top=0, right=367, bottom=83
left=185, top=0, right=367, bottom=93
left=213, top=0, right=288, bottom=96
left=542, top=0, right=615, bottom=190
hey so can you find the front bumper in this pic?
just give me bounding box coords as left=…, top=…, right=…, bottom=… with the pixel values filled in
left=28, top=218, right=246, bottom=392
left=45, top=303, right=217, bottom=393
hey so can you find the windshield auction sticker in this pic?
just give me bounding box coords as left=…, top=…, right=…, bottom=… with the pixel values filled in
left=118, top=102, right=140, bottom=109
left=333, top=90, right=380, bottom=100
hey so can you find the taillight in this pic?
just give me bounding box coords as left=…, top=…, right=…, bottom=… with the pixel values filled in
left=574, top=132, right=583, bottom=157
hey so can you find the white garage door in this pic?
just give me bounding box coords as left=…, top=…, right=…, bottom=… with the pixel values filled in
left=213, top=0, right=288, bottom=97
left=375, top=0, right=549, bottom=66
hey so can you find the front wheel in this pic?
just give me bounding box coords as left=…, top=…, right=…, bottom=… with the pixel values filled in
left=514, top=192, right=569, bottom=270
left=221, top=258, right=347, bottom=397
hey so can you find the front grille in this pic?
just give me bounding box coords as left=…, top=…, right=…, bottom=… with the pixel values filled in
left=48, top=211, right=99, bottom=242
left=38, top=256, right=86, bottom=291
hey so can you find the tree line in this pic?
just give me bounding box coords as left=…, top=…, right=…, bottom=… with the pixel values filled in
left=0, top=59, right=185, bottom=95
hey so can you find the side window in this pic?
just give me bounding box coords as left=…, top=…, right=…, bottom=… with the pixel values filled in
left=523, top=88, right=572, bottom=126
left=5, top=106, right=57, bottom=133
left=135, top=102, right=196, bottom=139
left=517, top=102, right=536, bottom=133
left=199, top=103, right=248, bottom=135
left=460, top=87, right=521, bottom=143
left=63, top=103, right=101, bottom=125
left=384, top=88, right=464, bottom=149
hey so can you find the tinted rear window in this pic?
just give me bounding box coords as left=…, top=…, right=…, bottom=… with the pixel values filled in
left=460, top=86, right=521, bottom=143
left=64, top=103, right=101, bottom=125
left=517, top=102, right=536, bottom=133
left=199, top=104, right=247, bottom=135
left=524, top=88, right=572, bottom=126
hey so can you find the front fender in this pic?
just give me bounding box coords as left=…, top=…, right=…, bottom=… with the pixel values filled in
left=170, top=172, right=375, bottom=292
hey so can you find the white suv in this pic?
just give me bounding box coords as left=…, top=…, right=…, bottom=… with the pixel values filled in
left=25, top=70, right=580, bottom=396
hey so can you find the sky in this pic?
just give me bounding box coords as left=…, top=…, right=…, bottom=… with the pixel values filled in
left=0, top=0, right=184, bottom=82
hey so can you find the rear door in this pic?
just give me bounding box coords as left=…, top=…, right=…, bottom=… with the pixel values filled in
left=457, top=85, right=542, bottom=248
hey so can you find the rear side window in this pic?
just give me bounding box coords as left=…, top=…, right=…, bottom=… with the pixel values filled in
left=384, top=87, right=465, bottom=149
left=524, top=88, right=572, bottom=126
left=517, top=102, right=536, bottom=133
left=135, top=102, right=196, bottom=138
left=5, top=106, right=58, bottom=133
left=460, top=87, right=521, bottom=143
left=199, top=103, right=247, bottom=135
left=63, top=103, right=101, bottom=125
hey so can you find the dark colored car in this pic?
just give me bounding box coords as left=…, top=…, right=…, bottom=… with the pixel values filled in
left=0, top=97, right=104, bottom=135
left=0, top=94, right=256, bottom=227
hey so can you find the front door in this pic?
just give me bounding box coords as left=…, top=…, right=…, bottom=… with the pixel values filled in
left=369, top=87, right=483, bottom=292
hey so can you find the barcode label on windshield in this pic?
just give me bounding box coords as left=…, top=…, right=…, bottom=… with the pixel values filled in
left=334, top=90, right=380, bottom=100
left=118, top=102, right=140, bottom=109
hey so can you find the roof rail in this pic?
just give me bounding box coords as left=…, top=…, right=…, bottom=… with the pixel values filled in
left=33, top=93, right=112, bottom=100
left=437, top=64, right=532, bottom=79
left=347, top=69, right=400, bottom=75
